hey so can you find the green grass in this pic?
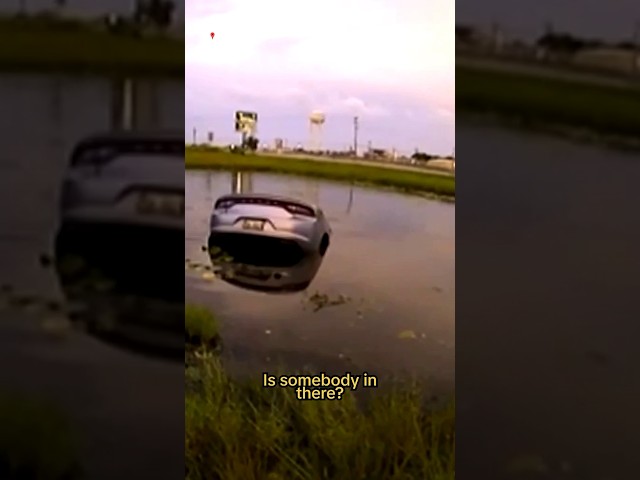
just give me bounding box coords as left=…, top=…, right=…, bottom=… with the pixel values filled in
left=0, top=393, right=82, bottom=479
left=457, top=65, right=640, bottom=139
left=185, top=306, right=455, bottom=480
left=185, top=148, right=456, bottom=199
left=0, top=15, right=183, bottom=76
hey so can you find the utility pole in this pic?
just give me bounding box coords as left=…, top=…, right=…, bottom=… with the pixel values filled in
left=353, top=116, right=359, bottom=156
left=192, top=128, right=196, bottom=145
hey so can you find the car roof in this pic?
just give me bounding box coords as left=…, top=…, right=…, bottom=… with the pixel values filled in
left=216, top=193, right=318, bottom=211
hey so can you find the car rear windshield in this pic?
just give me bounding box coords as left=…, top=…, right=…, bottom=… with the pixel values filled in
left=71, top=139, right=184, bottom=167
left=214, top=196, right=316, bottom=217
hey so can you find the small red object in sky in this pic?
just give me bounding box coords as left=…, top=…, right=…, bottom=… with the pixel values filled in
left=210, top=32, right=215, bottom=39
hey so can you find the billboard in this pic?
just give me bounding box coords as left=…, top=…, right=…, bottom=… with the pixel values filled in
left=235, top=111, right=258, bottom=133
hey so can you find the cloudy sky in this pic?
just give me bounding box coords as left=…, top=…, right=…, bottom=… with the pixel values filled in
left=185, top=0, right=455, bottom=155
left=457, top=0, right=639, bottom=42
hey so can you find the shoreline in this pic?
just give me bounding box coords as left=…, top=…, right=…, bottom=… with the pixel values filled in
left=185, top=149, right=456, bottom=200
left=0, top=17, right=183, bottom=76
left=185, top=305, right=455, bottom=479
left=457, top=59, right=640, bottom=148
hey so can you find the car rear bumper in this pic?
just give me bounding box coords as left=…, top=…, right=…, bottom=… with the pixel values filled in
left=207, top=231, right=309, bottom=267
left=209, top=226, right=314, bottom=251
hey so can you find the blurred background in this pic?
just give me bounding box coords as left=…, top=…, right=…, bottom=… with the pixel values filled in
left=0, top=2, right=185, bottom=479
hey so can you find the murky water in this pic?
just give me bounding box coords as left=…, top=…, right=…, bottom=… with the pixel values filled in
left=457, top=119, right=640, bottom=478
left=185, top=171, right=456, bottom=390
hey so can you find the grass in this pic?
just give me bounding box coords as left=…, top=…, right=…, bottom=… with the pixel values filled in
left=185, top=305, right=455, bottom=480
left=0, top=15, right=183, bottom=76
left=457, top=65, right=640, bottom=140
left=0, top=393, right=82, bottom=479
left=185, top=148, right=456, bottom=199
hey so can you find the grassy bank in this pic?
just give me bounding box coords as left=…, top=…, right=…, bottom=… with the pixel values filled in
left=185, top=149, right=456, bottom=199
left=457, top=65, right=640, bottom=141
left=185, top=305, right=455, bottom=480
left=0, top=392, right=82, bottom=479
left=0, top=16, right=183, bottom=76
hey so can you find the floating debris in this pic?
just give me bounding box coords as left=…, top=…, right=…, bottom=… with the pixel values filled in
left=506, top=454, right=549, bottom=475
left=305, top=292, right=351, bottom=312
left=201, top=271, right=215, bottom=282
left=398, top=330, right=417, bottom=340
left=9, top=294, right=37, bottom=308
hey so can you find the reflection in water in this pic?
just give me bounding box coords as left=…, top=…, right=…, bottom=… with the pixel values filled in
left=209, top=240, right=325, bottom=294
left=228, top=172, right=326, bottom=208
left=346, top=187, right=354, bottom=215
left=231, top=171, right=253, bottom=193
left=110, top=77, right=163, bottom=131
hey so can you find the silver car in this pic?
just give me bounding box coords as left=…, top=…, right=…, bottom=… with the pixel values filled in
left=59, top=131, right=184, bottom=230
left=54, top=131, right=184, bottom=304
left=208, top=193, right=332, bottom=260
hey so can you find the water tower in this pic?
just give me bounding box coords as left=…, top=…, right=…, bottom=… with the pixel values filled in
left=309, top=111, right=325, bottom=151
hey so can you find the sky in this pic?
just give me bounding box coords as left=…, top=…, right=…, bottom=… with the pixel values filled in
left=457, top=0, right=640, bottom=42
left=185, top=0, right=455, bottom=156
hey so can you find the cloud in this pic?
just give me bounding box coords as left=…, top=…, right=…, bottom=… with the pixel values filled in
left=185, top=0, right=454, bottom=153
left=321, top=96, right=389, bottom=117
left=258, top=37, right=304, bottom=55
left=436, top=108, right=455, bottom=119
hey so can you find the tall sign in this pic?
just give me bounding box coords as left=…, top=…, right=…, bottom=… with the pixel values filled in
left=235, top=111, right=258, bottom=134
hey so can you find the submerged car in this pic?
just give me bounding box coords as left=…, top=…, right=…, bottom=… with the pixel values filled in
left=208, top=244, right=325, bottom=293
left=208, top=193, right=332, bottom=260
left=53, top=131, right=184, bottom=355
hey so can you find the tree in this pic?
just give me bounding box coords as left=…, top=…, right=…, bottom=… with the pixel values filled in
left=411, top=152, right=433, bottom=162
left=244, top=136, right=259, bottom=152
left=536, top=33, right=586, bottom=54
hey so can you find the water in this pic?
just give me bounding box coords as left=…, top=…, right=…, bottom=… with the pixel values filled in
left=457, top=120, right=640, bottom=477
left=185, top=171, right=456, bottom=390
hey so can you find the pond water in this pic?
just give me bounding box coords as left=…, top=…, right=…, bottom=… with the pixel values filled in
left=457, top=119, right=640, bottom=478
left=185, top=171, right=456, bottom=391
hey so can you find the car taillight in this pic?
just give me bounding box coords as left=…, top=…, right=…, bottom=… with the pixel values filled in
left=214, top=197, right=316, bottom=217
left=283, top=204, right=315, bottom=217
